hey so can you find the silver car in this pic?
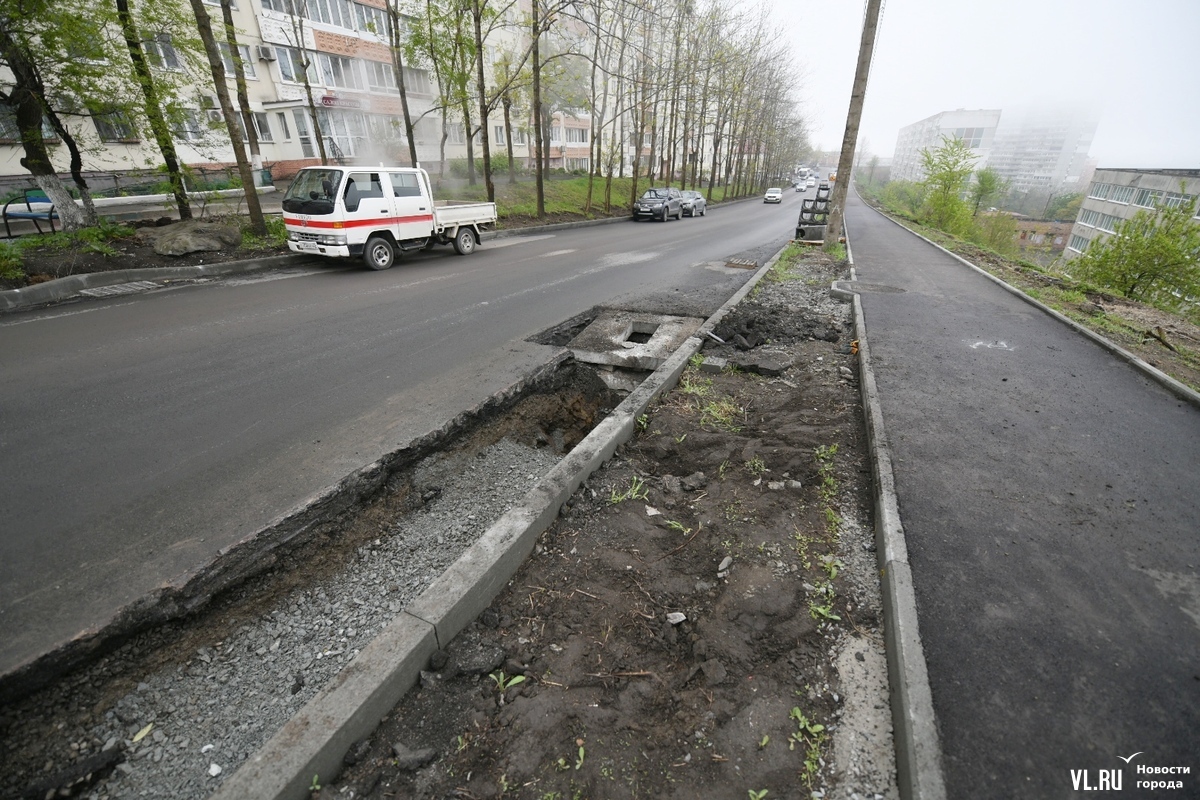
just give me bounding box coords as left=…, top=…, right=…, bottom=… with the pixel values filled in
left=681, top=190, right=707, bottom=217
left=632, top=187, right=683, bottom=221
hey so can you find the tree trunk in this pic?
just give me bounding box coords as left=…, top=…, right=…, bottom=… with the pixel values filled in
left=531, top=0, right=544, bottom=217
left=471, top=0, right=494, bottom=202
left=188, top=0, right=266, bottom=235
left=0, top=22, right=85, bottom=230
left=221, top=0, right=260, bottom=166
left=116, top=0, right=193, bottom=220
left=503, top=93, right=516, bottom=184
left=386, top=2, right=418, bottom=166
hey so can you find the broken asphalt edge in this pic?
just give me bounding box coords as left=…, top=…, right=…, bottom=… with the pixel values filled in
left=855, top=188, right=1200, bottom=410
left=842, top=223, right=948, bottom=800
left=207, top=251, right=783, bottom=800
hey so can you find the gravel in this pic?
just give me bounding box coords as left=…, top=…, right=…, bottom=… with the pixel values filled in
left=2, top=438, right=564, bottom=800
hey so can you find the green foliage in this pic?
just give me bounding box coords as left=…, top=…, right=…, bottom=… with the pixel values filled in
left=967, top=212, right=1019, bottom=258
left=0, top=242, right=25, bottom=281
left=1070, top=189, right=1200, bottom=314
left=970, top=167, right=1007, bottom=216
left=919, top=136, right=977, bottom=234
left=242, top=214, right=287, bottom=249
left=879, top=180, right=926, bottom=218
left=1044, top=192, right=1083, bottom=221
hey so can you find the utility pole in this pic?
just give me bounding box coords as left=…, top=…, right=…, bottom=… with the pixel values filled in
left=825, top=0, right=883, bottom=247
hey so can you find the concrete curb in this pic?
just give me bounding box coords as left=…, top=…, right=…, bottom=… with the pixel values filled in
left=842, top=223, right=948, bottom=800
left=857, top=190, right=1200, bottom=410
left=0, top=253, right=319, bottom=313
left=208, top=250, right=784, bottom=800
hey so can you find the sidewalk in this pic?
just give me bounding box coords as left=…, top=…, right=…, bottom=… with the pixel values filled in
left=844, top=191, right=1200, bottom=797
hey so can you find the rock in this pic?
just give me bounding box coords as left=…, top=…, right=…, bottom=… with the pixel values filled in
left=701, top=659, right=727, bottom=685
left=208, top=763, right=222, bottom=777
left=419, top=670, right=440, bottom=689
left=681, top=472, right=707, bottom=491
left=391, top=743, right=437, bottom=771
left=666, top=612, right=687, bottom=625
left=343, top=738, right=371, bottom=766
left=449, top=643, right=505, bottom=676
left=699, top=356, right=726, bottom=373
left=767, top=480, right=786, bottom=491
left=662, top=475, right=683, bottom=495
left=149, top=220, right=242, bottom=256
left=787, top=480, right=803, bottom=491
left=813, top=326, right=841, bottom=343
left=428, top=650, right=449, bottom=670
left=839, top=366, right=853, bottom=378
left=718, top=556, right=733, bottom=573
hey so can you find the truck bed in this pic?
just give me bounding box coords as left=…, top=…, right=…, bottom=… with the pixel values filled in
left=432, top=201, right=497, bottom=232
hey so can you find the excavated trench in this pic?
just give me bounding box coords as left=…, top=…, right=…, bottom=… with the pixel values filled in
left=0, top=340, right=662, bottom=799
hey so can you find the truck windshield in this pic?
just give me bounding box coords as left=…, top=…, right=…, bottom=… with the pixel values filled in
left=282, top=169, right=342, bottom=214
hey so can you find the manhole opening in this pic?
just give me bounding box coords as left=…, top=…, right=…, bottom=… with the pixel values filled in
left=625, top=321, right=660, bottom=344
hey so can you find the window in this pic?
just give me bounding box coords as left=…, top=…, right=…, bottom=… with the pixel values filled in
left=385, top=171, right=422, bottom=197
left=565, top=127, right=587, bottom=143
left=1087, top=182, right=1111, bottom=200
left=549, top=125, right=561, bottom=143
left=1067, top=233, right=1090, bottom=253
left=365, top=60, right=398, bottom=93
left=308, top=0, right=355, bottom=29
left=494, top=125, right=505, bottom=141
left=318, top=108, right=367, bottom=158
left=171, top=108, right=205, bottom=142
left=91, top=106, right=138, bottom=142
left=293, top=108, right=315, bottom=157
left=951, top=126, right=985, bottom=148
left=1162, top=191, right=1195, bottom=210
left=1096, top=214, right=1119, bottom=234
left=512, top=128, right=526, bottom=145
left=1134, top=188, right=1163, bottom=208
left=355, top=2, right=387, bottom=35
left=319, top=53, right=363, bottom=90
left=219, top=42, right=256, bottom=79
left=145, top=33, right=180, bottom=70
left=446, top=123, right=465, bottom=144
left=0, top=106, right=57, bottom=142
left=1078, top=209, right=1101, bottom=227
left=252, top=112, right=272, bottom=142
left=403, top=67, right=430, bottom=95
left=260, top=0, right=296, bottom=11
left=1108, top=185, right=1135, bottom=204
left=275, top=111, right=292, bottom=140
left=278, top=46, right=318, bottom=84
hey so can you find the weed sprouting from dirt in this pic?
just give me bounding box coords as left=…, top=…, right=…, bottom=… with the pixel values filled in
left=609, top=475, right=649, bottom=504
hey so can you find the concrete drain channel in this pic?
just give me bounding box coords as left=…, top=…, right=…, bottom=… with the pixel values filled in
left=5, top=297, right=743, bottom=800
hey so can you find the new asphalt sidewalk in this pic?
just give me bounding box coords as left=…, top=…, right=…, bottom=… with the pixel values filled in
left=842, top=190, right=1200, bottom=797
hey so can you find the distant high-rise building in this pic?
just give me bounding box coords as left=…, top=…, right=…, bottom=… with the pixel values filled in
left=891, top=109, right=1002, bottom=183
left=988, top=106, right=1099, bottom=199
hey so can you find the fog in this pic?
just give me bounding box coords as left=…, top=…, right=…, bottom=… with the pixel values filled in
left=751, top=0, right=1200, bottom=169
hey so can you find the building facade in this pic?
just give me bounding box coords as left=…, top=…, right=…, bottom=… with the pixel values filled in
left=1064, top=168, right=1200, bottom=259
left=0, top=0, right=603, bottom=191
left=890, top=109, right=1001, bottom=183
left=987, top=106, right=1098, bottom=200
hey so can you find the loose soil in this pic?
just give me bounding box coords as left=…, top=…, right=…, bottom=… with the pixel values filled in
left=318, top=251, right=899, bottom=800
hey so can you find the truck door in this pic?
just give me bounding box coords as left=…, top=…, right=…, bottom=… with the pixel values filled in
left=342, top=172, right=393, bottom=242
left=384, top=171, right=435, bottom=244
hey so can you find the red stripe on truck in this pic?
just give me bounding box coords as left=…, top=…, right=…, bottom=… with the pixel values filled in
left=283, top=214, right=435, bottom=229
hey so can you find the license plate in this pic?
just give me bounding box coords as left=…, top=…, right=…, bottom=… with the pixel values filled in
left=296, top=241, right=318, bottom=251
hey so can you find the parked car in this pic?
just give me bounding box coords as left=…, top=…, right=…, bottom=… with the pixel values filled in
left=807, top=178, right=816, bottom=188
left=632, top=187, right=683, bottom=221
left=764, top=187, right=783, bottom=204
left=681, top=190, right=707, bottom=217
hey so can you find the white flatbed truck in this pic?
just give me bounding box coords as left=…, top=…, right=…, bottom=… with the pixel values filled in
left=281, top=166, right=497, bottom=270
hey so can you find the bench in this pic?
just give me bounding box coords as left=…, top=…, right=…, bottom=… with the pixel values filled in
left=3, top=188, right=59, bottom=238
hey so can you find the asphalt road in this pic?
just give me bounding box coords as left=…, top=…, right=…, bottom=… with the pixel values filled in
left=0, top=191, right=803, bottom=679
left=845, top=191, right=1200, bottom=796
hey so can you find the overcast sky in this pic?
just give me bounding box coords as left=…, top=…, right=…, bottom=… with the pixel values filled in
left=749, top=0, right=1200, bottom=169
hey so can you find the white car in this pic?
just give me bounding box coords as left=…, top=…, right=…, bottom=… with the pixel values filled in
left=764, top=188, right=783, bottom=203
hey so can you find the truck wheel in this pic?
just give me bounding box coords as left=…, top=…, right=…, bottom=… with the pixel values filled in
left=452, top=227, right=476, bottom=255
left=363, top=236, right=396, bottom=270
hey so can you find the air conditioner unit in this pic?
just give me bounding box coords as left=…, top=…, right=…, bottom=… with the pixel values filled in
left=200, top=94, right=219, bottom=109
left=257, top=45, right=276, bottom=61
left=207, top=109, right=224, bottom=123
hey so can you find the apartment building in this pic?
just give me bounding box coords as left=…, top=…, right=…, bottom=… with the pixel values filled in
left=890, top=109, right=1001, bottom=183
left=987, top=106, right=1098, bottom=199
left=1064, top=168, right=1200, bottom=259
left=0, top=0, right=597, bottom=188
